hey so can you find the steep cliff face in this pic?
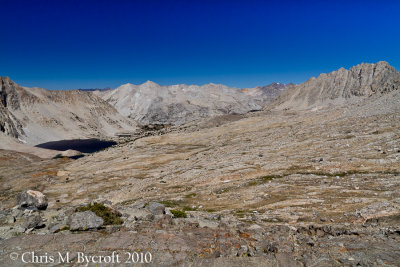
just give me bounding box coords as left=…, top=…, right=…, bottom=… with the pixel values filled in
left=272, top=61, right=400, bottom=110
left=0, top=77, right=137, bottom=145
left=0, top=77, right=24, bottom=138
left=97, top=81, right=261, bottom=125
left=0, top=107, right=22, bottom=138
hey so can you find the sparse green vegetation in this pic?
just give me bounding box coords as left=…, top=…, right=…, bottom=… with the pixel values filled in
left=76, top=202, right=123, bottom=225
left=246, top=181, right=259, bottom=186
left=166, top=185, right=193, bottom=192
left=245, top=174, right=284, bottom=187
left=170, top=209, right=187, bottom=218
left=246, top=169, right=397, bottom=181
left=52, top=154, right=64, bottom=159
left=120, top=198, right=137, bottom=206
left=296, top=170, right=370, bottom=177
left=233, top=209, right=252, bottom=218
left=185, top=193, right=197, bottom=198
left=296, top=217, right=310, bottom=222
left=158, top=200, right=181, bottom=207
left=260, top=174, right=284, bottom=180
left=182, top=206, right=197, bottom=211
left=59, top=226, right=70, bottom=231
left=205, top=209, right=216, bottom=213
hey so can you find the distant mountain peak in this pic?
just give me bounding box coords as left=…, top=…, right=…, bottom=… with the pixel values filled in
left=241, top=82, right=289, bottom=106
left=141, top=81, right=159, bottom=87
left=372, top=60, right=390, bottom=67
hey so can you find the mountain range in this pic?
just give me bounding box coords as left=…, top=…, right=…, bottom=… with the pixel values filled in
left=95, top=81, right=262, bottom=126
left=1, top=61, right=399, bottom=157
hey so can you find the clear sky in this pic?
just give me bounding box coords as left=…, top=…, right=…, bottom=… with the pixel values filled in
left=1, top=0, right=399, bottom=90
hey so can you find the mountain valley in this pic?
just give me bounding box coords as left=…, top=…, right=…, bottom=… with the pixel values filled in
left=0, top=61, right=399, bottom=266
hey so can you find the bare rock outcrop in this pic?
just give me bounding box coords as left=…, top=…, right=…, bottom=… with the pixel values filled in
left=60, top=149, right=83, bottom=158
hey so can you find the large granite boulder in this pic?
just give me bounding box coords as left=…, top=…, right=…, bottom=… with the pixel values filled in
left=22, top=214, right=44, bottom=230
left=17, top=190, right=48, bottom=210
left=147, top=202, right=165, bottom=215
left=67, top=211, right=104, bottom=231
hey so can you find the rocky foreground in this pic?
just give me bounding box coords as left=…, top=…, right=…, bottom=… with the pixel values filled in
left=1, top=95, right=399, bottom=266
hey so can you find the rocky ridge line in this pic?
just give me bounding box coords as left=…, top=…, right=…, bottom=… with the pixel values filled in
left=272, top=61, right=400, bottom=110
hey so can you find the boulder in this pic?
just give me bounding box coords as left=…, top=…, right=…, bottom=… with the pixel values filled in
left=198, top=218, right=219, bottom=229
left=147, top=202, right=165, bottom=215
left=22, top=214, right=44, bottom=230
left=67, top=211, right=104, bottom=231
left=122, top=207, right=154, bottom=221
left=17, top=190, right=48, bottom=210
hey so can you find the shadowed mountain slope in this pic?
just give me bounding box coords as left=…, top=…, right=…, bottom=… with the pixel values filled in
left=241, top=82, right=291, bottom=107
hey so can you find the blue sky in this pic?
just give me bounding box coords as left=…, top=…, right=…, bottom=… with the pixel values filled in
left=1, top=0, right=399, bottom=90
